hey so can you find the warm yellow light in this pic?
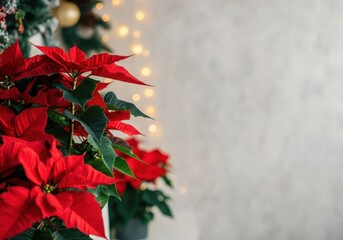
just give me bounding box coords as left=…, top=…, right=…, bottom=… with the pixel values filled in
left=146, top=106, right=155, bottom=115
left=135, top=11, right=146, bottom=21
left=132, top=30, right=141, bottom=38
left=144, top=88, right=154, bottom=97
left=112, top=0, right=121, bottom=6
left=101, top=14, right=110, bottom=22
left=142, top=49, right=150, bottom=57
left=149, top=124, right=157, bottom=133
left=179, top=186, right=188, bottom=194
left=131, top=44, right=143, bottom=54
left=132, top=93, right=141, bottom=102
left=95, top=3, right=103, bottom=9
left=117, top=26, right=129, bottom=37
left=141, top=67, right=151, bottom=76
left=102, top=35, right=110, bottom=43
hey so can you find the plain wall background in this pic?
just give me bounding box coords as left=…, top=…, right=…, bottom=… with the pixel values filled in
left=103, top=0, right=343, bottom=239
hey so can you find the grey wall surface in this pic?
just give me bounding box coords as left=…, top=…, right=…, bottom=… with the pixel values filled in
left=106, top=1, right=343, bottom=239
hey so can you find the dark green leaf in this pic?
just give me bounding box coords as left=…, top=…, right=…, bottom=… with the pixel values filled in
left=55, top=78, right=98, bottom=109
left=88, top=135, right=116, bottom=176
left=141, top=190, right=173, bottom=217
left=156, top=201, right=173, bottom=217
left=104, top=92, right=152, bottom=119
left=11, top=229, right=54, bottom=240
left=48, top=109, right=68, bottom=126
left=114, top=156, right=135, bottom=178
left=162, top=175, right=173, bottom=188
left=112, top=142, right=139, bottom=160
left=52, top=228, right=91, bottom=240
left=10, top=228, right=35, bottom=240
left=87, top=158, right=113, bottom=177
left=96, top=184, right=120, bottom=208
left=65, top=106, right=108, bottom=145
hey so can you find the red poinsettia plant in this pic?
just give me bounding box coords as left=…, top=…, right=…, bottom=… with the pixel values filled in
left=0, top=40, right=153, bottom=239
left=109, top=138, right=173, bottom=232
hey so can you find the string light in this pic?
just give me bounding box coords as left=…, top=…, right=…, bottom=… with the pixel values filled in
left=144, top=88, right=154, bottom=97
left=179, top=186, right=188, bottom=194
left=117, top=25, right=129, bottom=37
left=95, top=3, right=103, bottom=10
left=132, top=30, right=141, bottom=38
left=135, top=11, right=146, bottom=21
left=141, top=67, right=151, bottom=76
left=101, top=14, right=110, bottom=22
left=112, top=0, right=121, bottom=6
left=142, top=49, right=150, bottom=57
left=102, top=34, right=110, bottom=43
left=148, top=124, right=157, bottom=133
left=146, top=106, right=155, bottom=115
left=131, top=44, right=143, bottom=54
left=132, top=93, right=141, bottom=102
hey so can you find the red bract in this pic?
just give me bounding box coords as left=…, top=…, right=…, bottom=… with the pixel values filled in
left=34, top=44, right=148, bottom=85
left=0, top=105, right=52, bottom=141
left=114, top=138, right=169, bottom=194
left=0, top=136, right=117, bottom=238
left=0, top=40, right=54, bottom=82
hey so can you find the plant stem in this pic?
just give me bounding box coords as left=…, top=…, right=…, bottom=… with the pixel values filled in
left=67, top=76, right=77, bottom=153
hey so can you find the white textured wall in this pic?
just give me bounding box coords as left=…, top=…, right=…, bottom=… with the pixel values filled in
left=106, top=1, right=343, bottom=239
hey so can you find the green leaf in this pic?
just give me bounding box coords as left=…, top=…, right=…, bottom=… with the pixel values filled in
left=11, top=229, right=54, bottom=240
left=55, top=78, right=98, bottom=109
left=96, top=184, right=120, bottom=208
left=104, top=92, right=152, bottom=119
left=65, top=106, right=108, bottom=145
left=156, top=201, right=173, bottom=217
left=48, top=109, right=68, bottom=126
left=87, top=158, right=113, bottom=177
left=114, top=156, right=135, bottom=178
left=88, top=135, right=116, bottom=176
left=52, top=228, right=91, bottom=240
left=141, top=190, right=173, bottom=217
left=10, top=228, right=35, bottom=240
left=162, top=175, right=174, bottom=188
left=112, top=138, right=139, bottom=160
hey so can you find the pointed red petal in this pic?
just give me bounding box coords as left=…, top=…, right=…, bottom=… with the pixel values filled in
left=50, top=154, right=84, bottom=183
left=0, top=105, right=16, bottom=136
left=57, top=192, right=106, bottom=238
left=0, top=40, right=23, bottom=66
left=58, top=164, right=117, bottom=189
left=0, top=186, right=42, bottom=239
left=107, top=121, right=142, bottom=136
left=92, top=64, right=149, bottom=85
left=107, top=111, right=131, bottom=121
left=0, top=141, right=48, bottom=185
left=0, top=87, right=21, bottom=101
left=69, top=45, right=87, bottom=63
left=14, top=107, right=48, bottom=138
left=14, top=55, right=63, bottom=80
left=35, top=191, right=65, bottom=217
left=33, top=44, right=69, bottom=68
left=83, top=53, right=130, bottom=66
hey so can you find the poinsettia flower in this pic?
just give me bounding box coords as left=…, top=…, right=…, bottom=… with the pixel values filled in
left=114, top=138, right=169, bottom=194
left=0, top=105, right=52, bottom=141
left=0, top=136, right=117, bottom=238
left=0, top=40, right=56, bottom=82
left=33, top=44, right=148, bottom=85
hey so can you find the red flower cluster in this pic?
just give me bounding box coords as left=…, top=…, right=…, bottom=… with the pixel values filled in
left=0, top=41, right=149, bottom=238
left=0, top=136, right=116, bottom=239
left=114, top=138, right=170, bottom=194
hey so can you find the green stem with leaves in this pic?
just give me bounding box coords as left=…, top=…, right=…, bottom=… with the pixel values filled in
left=67, top=75, right=78, bottom=153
